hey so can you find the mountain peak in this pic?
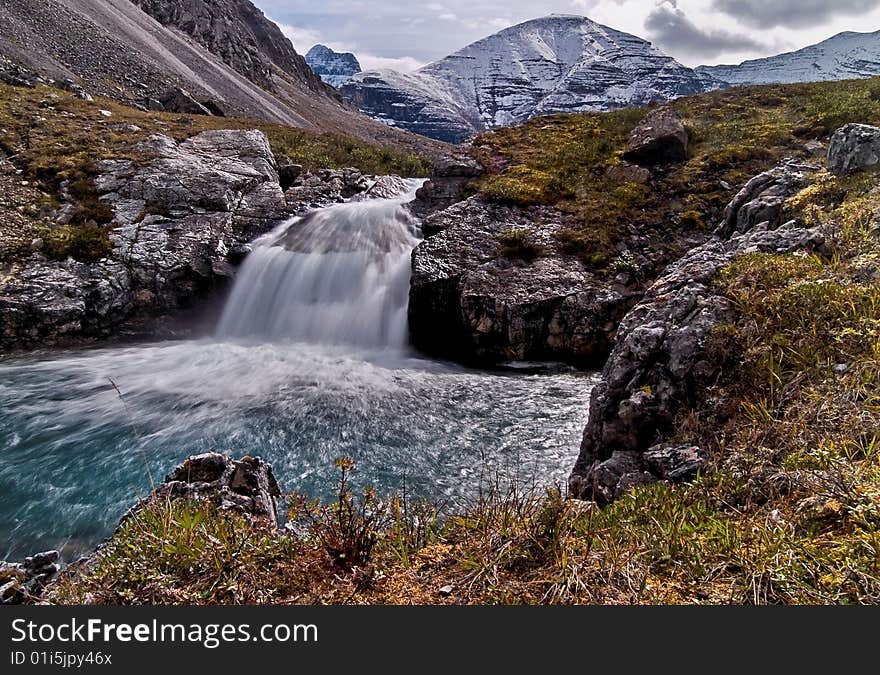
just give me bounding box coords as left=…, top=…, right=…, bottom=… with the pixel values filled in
left=305, top=44, right=362, bottom=88
left=343, top=14, right=708, bottom=143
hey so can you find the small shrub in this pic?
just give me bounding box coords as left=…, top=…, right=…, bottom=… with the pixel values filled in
left=288, top=458, right=387, bottom=570
left=44, top=222, right=112, bottom=263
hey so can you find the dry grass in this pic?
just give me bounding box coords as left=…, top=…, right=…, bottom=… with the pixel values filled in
left=471, top=77, right=880, bottom=270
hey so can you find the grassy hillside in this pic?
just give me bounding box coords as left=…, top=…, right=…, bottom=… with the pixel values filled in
left=472, top=77, right=880, bottom=269
left=0, top=82, right=434, bottom=261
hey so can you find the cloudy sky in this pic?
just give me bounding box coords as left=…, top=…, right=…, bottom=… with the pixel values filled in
left=253, top=0, right=880, bottom=71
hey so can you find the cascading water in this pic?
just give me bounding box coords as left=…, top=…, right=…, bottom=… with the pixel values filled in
left=0, top=178, right=598, bottom=561
left=216, top=180, right=424, bottom=349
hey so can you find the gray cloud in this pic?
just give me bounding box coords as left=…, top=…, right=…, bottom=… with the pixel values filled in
left=646, top=1, right=769, bottom=59
left=711, top=0, right=880, bottom=29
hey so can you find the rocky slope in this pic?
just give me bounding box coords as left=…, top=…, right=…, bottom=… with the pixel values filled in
left=0, top=0, right=438, bottom=149
left=568, top=160, right=828, bottom=502
left=698, top=30, right=880, bottom=86
left=341, top=14, right=716, bottom=143
left=131, top=0, right=327, bottom=94
left=306, top=45, right=362, bottom=88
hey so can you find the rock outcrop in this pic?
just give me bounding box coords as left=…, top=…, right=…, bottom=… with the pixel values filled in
left=828, top=123, right=880, bottom=176
left=412, top=154, right=484, bottom=220
left=1, top=550, right=60, bottom=605
left=409, top=197, right=642, bottom=366
left=147, top=453, right=281, bottom=524
left=569, top=160, right=827, bottom=503
left=622, top=106, right=689, bottom=165
left=0, top=130, right=288, bottom=350
left=130, top=0, right=329, bottom=95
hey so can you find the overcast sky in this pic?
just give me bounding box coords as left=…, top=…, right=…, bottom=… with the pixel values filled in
left=253, top=0, right=880, bottom=72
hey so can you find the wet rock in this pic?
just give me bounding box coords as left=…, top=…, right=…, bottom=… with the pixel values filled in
left=828, top=123, right=880, bottom=176
left=569, top=161, right=830, bottom=503
left=1, top=551, right=60, bottom=605
left=622, top=106, right=688, bottom=166
left=154, top=453, right=282, bottom=523
left=283, top=168, right=392, bottom=214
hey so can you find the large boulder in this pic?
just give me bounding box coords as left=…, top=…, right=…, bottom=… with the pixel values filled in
left=158, top=87, right=213, bottom=116
left=828, top=123, right=880, bottom=176
left=622, top=106, right=688, bottom=166
left=569, top=160, right=828, bottom=504
left=412, top=154, right=483, bottom=219
left=0, top=130, right=287, bottom=351
left=409, top=197, right=640, bottom=366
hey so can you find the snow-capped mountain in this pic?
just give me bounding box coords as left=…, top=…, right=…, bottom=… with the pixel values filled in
left=340, top=15, right=717, bottom=143
left=305, top=44, right=362, bottom=88
left=697, top=30, right=880, bottom=86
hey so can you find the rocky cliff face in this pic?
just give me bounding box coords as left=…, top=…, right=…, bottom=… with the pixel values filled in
left=130, top=0, right=329, bottom=94
left=697, top=30, right=880, bottom=86
left=341, top=14, right=717, bottom=143
left=409, top=197, right=644, bottom=366
left=306, top=45, right=362, bottom=88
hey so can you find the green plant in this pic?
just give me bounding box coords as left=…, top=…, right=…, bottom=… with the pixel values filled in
left=288, top=458, right=387, bottom=570
left=44, top=222, right=112, bottom=263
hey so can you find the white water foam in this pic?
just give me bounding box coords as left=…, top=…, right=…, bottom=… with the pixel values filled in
left=216, top=179, right=424, bottom=349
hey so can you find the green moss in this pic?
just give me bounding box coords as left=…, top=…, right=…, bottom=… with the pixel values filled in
left=44, top=223, right=112, bottom=263
left=496, top=228, right=546, bottom=261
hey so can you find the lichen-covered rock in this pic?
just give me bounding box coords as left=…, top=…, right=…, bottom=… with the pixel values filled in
left=149, top=453, right=281, bottom=524
left=0, top=130, right=287, bottom=351
left=409, top=197, right=640, bottom=365
left=622, top=106, right=688, bottom=166
left=569, top=161, right=829, bottom=503
left=828, top=123, right=880, bottom=176
left=718, top=160, right=820, bottom=238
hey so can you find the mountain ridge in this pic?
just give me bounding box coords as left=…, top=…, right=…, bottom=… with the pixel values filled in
left=341, top=15, right=880, bottom=143
left=697, top=29, right=880, bottom=86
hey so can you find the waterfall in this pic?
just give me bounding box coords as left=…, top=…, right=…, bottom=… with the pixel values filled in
left=216, top=179, right=425, bottom=349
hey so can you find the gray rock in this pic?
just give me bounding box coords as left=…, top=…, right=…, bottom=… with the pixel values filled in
left=409, top=197, right=639, bottom=366
left=569, top=161, right=831, bottom=503
left=718, top=160, right=820, bottom=238
left=622, top=106, right=689, bottom=166
left=413, top=154, right=484, bottom=220
left=828, top=123, right=880, bottom=176
left=158, top=87, right=213, bottom=116
left=1, top=550, right=60, bottom=605
left=0, top=130, right=287, bottom=351
left=152, top=453, right=281, bottom=524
